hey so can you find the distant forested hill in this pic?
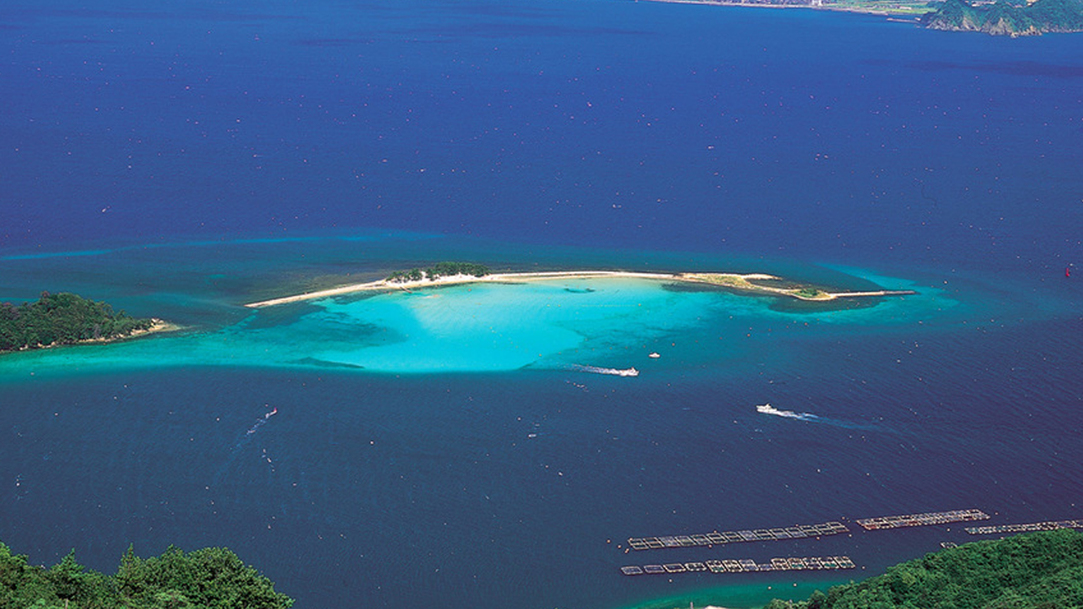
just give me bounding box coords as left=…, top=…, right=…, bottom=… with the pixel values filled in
left=766, top=529, right=1083, bottom=609
left=0, top=291, right=155, bottom=352
left=924, top=0, right=1083, bottom=35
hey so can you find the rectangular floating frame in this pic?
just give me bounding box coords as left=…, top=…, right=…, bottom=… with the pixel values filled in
left=627, top=521, right=848, bottom=551
left=621, top=555, right=857, bottom=576
left=855, top=509, right=989, bottom=531
left=965, top=518, right=1083, bottom=535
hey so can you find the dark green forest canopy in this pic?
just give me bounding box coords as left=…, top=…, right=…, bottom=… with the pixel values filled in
left=0, top=291, right=154, bottom=353
left=386, top=261, right=491, bottom=283
left=0, top=542, right=292, bottom=609
left=767, top=529, right=1083, bottom=609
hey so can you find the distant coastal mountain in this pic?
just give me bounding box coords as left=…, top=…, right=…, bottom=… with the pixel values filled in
left=923, top=0, right=1083, bottom=35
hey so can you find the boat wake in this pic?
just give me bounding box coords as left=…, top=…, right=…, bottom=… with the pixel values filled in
left=756, top=403, right=819, bottom=422
left=754, top=403, right=887, bottom=432
left=247, top=407, right=278, bottom=435
left=569, top=364, right=639, bottom=377
left=212, top=405, right=279, bottom=486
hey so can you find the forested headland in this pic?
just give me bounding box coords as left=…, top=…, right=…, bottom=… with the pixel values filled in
left=0, top=292, right=156, bottom=353
left=767, top=529, right=1083, bottom=609
left=0, top=542, right=292, bottom=609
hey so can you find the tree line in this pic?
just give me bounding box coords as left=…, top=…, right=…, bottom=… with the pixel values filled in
left=386, top=261, right=491, bottom=283
left=0, top=292, right=154, bottom=353
left=766, top=529, right=1083, bottom=609
left=0, top=542, right=292, bottom=608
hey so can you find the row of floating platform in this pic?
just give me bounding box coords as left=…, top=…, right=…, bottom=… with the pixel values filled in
left=855, top=509, right=989, bottom=530
left=965, top=519, right=1083, bottom=535
left=626, top=509, right=986, bottom=552
left=617, top=509, right=1083, bottom=581
left=621, top=555, right=856, bottom=576
left=627, top=521, right=848, bottom=551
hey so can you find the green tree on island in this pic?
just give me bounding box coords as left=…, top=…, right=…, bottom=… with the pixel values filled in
left=387, top=261, right=490, bottom=283
left=0, top=292, right=155, bottom=353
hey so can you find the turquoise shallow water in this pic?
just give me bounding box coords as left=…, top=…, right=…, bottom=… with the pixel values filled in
left=617, top=580, right=850, bottom=609
left=310, top=278, right=714, bottom=372
left=0, top=234, right=1081, bottom=609
left=0, top=268, right=959, bottom=380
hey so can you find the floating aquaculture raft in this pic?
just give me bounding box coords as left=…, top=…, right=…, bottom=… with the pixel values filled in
left=856, top=509, right=989, bottom=531
left=627, top=520, right=848, bottom=552
left=620, top=555, right=856, bottom=576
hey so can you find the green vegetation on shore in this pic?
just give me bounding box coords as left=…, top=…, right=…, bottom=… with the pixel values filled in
left=766, top=529, right=1083, bottom=609
left=0, top=542, right=292, bottom=609
left=923, top=0, right=1083, bottom=35
left=0, top=292, right=155, bottom=353
left=386, top=261, right=491, bottom=283
left=829, top=0, right=937, bottom=15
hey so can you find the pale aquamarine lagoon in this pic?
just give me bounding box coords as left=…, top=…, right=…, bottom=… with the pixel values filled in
left=311, top=278, right=738, bottom=372
left=1, top=273, right=955, bottom=379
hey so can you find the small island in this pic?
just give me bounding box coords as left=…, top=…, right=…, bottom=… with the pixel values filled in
left=0, top=291, right=175, bottom=354
left=244, top=263, right=915, bottom=308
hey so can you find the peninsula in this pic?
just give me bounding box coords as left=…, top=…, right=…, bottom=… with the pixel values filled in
left=244, top=263, right=915, bottom=308
left=0, top=291, right=176, bottom=353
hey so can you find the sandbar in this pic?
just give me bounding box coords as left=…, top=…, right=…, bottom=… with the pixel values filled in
left=244, top=270, right=915, bottom=308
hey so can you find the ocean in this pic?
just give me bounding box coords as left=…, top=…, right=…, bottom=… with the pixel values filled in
left=1, top=0, right=1082, bottom=608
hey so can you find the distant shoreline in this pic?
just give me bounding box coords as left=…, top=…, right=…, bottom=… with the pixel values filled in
left=638, top=0, right=1083, bottom=35
left=245, top=270, right=915, bottom=308
left=636, top=0, right=930, bottom=18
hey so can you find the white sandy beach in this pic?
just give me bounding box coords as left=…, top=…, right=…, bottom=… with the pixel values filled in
left=244, top=269, right=916, bottom=308
left=244, top=270, right=779, bottom=308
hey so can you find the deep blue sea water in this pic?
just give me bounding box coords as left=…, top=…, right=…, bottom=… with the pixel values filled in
left=2, top=0, right=1083, bottom=608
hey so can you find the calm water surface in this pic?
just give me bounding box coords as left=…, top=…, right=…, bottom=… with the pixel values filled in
left=1, top=0, right=1082, bottom=607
